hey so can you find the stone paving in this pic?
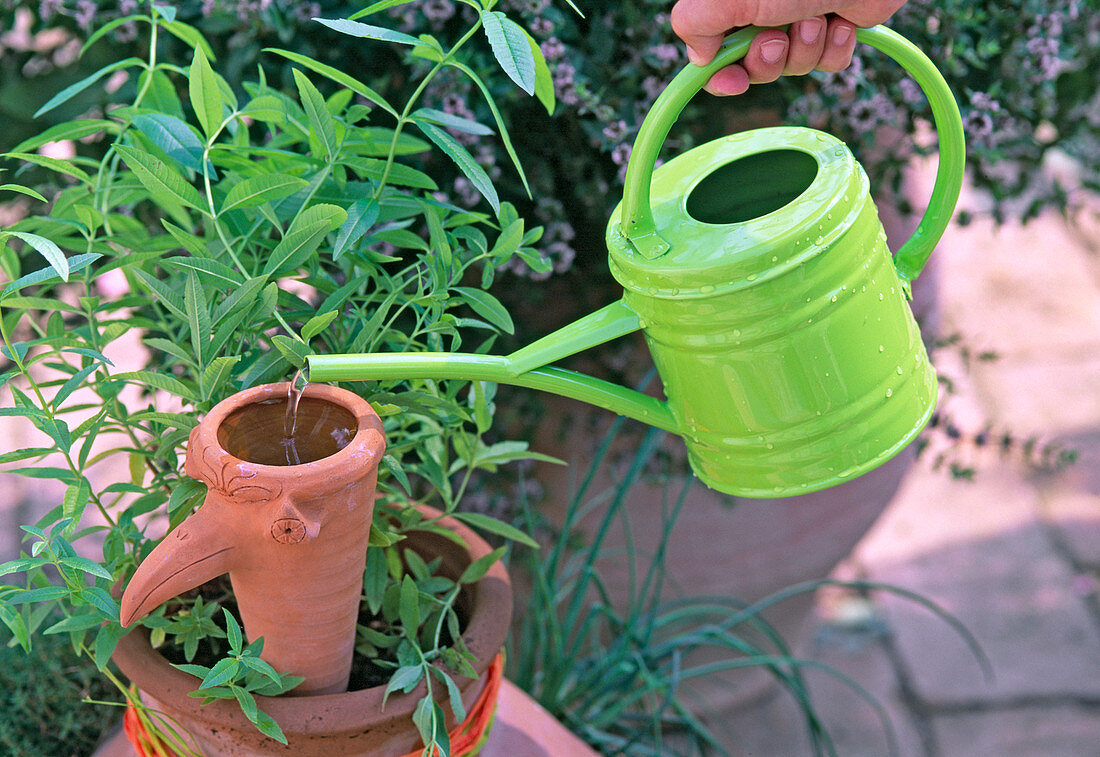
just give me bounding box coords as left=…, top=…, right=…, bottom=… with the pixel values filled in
left=3, top=175, right=1099, bottom=756
left=718, top=181, right=1100, bottom=755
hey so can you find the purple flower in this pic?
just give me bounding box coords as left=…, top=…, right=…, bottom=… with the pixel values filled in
left=602, top=120, right=628, bottom=142
left=611, top=143, right=631, bottom=166
left=529, top=17, right=553, bottom=36
left=75, top=0, right=97, bottom=30
left=540, top=37, right=565, bottom=61
left=39, top=0, right=63, bottom=21
left=423, top=0, right=454, bottom=24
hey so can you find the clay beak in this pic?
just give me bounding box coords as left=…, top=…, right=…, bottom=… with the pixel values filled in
left=120, top=500, right=237, bottom=628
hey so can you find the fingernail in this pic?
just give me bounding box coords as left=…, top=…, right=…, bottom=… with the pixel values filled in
left=833, top=26, right=852, bottom=45
left=760, top=40, right=787, bottom=64
left=800, top=20, right=823, bottom=45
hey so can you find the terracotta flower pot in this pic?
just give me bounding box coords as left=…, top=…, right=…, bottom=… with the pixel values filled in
left=113, top=510, right=512, bottom=756
left=114, top=382, right=513, bottom=755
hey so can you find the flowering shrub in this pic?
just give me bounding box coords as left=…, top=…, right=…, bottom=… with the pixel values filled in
left=1, top=0, right=1097, bottom=274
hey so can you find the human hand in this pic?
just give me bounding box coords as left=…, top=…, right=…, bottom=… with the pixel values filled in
left=670, top=1, right=907, bottom=95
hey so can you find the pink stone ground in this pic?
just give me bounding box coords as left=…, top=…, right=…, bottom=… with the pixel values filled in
left=4, top=173, right=1100, bottom=754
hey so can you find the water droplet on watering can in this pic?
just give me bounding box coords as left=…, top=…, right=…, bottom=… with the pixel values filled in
left=878, top=345, right=885, bottom=352
left=773, top=486, right=783, bottom=493
left=732, top=329, right=741, bottom=337
left=861, top=285, right=867, bottom=292
left=897, top=366, right=903, bottom=375
left=700, top=284, right=715, bottom=293
left=771, top=256, right=778, bottom=263
left=830, top=295, right=837, bottom=303
left=891, top=287, right=896, bottom=294
left=827, top=213, right=833, bottom=220
left=746, top=274, right=757, bottom=281
left=885, top=388, right=894, bottom=398
left=879, top=293, right=885, bottom=301
left=843, top=194, right=849, bottom=202
left=638, top=319, right=646, bottom=328
left=766, top=443, right=774, bottom=450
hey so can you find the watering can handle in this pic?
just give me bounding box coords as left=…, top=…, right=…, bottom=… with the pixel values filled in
left=620, top=25, right=965, bottom=283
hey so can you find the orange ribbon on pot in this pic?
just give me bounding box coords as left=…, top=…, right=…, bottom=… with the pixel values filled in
left=122, top=654, right=505, bottom=757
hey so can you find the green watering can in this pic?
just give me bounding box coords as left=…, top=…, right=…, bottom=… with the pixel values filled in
left=307, top=25, right=966, bottom=498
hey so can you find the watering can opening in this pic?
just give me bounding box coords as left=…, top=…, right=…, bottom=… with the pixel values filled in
left=685, top=148, right=819, bottom=226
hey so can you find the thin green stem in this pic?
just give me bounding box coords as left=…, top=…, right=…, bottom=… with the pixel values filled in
left=373, top=20, right=484, bottom=199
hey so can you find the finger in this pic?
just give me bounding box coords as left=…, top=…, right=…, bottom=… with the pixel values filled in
left=817, top=17, right=858, bottom=72
left=785, top=16, right=827, bottom=76
left=742, top=29, right=789, bottom=85
left=704, top=64, right=750, bottom=97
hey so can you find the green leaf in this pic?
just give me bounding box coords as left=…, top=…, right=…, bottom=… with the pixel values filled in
left=58, top=554, right=113, bottom=580
left=184, top=271, right=210, bottom=364
left=480, top=11, right=536, bottom=95
left=61, top=478, right=93, bottom=530
left=448, top=61, right=531, bottom=197
left=332, top=197, right=379, bottom=259
left=93, top=622, right=125, bottom=671
left=527, top=30, right=555, bottom=115
left=224, top=608, right=243, bottom=652
left=201, top=355, right=239, bottom=398
left=159, top=19, right=216, bottom=60
left=261, top=203, right=346, bottom=276
left=293, top=69, right=339, bottom=161
left=10, top=119, right=116, bottom=154
left=112, top=370, right=199, bottom=402
left=383, top=664, right=423, bottom=706
left=398, top=574, right=420, bottom=637
left=114, top=144, right=206, bottom=213
left=436, top=667, right=466, bottom=723
left=220, top=175, right=309, bottom=214
left=200, top=657, right=240, bottom=689
left=132, top=113, right=213, bottom=176
left=271, top=335, right=310, bottom=368
left=2, top=232, right=68, bottom=281
left=411, top=108, right=493, bottom=136
left=313, top=18, right=420, bottom=47
left=250, top=709, right=288, bottom=744
left=163, top=256, right=243, bottom=288
left=0, top=604, right=30, bottom=652
left=459, top=546, right=506, bottom=585
left=451, top=511, right=538, bottom=549
left=454, top=287, right=512, bottom=334
left=34, top=58, right=143, bottom=117
left=81, top=15, right=145, bottom=56
left=414, top=122, right=498, bottom=214
left=43, top=612, right=102, bottom=635
left=0, top=557, right=48, bottom=577
left=240, top=95, right=287, bottom=124
left=301, top=311, right=338, bottom=342
left=349, top=0, right=419, bottom=19
left=0, top=253, right=94, bottom=297
left=232, top=686, right=258, bottom=722
left=1, top=152, right=91, bottom=185
left=0, top=184, right=47, bottom=203
left=189, top=46, right=224, bottom=138
left=153, top=4, right=177, bottom=22
left=263, top=49, right=397, bottom=118
left=132, top=268, right=187, bottom=320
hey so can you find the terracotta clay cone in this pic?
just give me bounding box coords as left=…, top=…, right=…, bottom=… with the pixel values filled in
left=121, top=382, right=386, bottom=695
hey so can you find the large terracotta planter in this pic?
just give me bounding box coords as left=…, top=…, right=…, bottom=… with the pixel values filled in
left=114, top=382, right=513, bottom=755
left=113, top=511, right=512, bottom=756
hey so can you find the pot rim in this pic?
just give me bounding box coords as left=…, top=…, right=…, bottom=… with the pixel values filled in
left=112, top=504, right=512, bottom=739
left=189, top=382, right=386, bottom=490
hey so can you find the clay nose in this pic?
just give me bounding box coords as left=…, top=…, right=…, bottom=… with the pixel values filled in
left=120, top=498, right=238, bottom=628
